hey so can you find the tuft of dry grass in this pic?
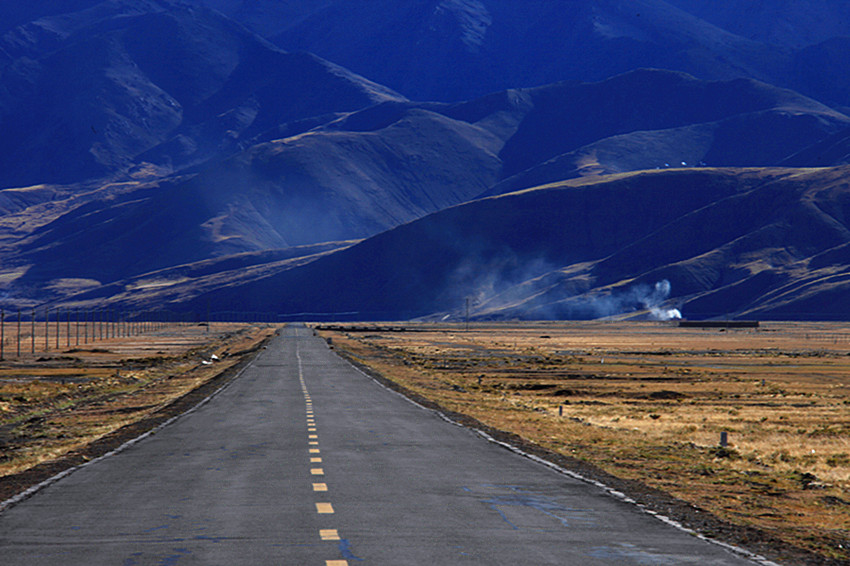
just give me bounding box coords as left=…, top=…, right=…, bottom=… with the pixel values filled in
left=322, top=321, right=850, bottom=562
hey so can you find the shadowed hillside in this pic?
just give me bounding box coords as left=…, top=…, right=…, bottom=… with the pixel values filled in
left=0, top=0, right=403, bottom=189
left=782, top=126, right=850, bottom=168
left=3, top=69, right=849, bottom=309
left=141, top=167, right=850, bottom=321
left=259, top=0, right=779, bottom=103
left=5, top=105, right=500, bottom=294
left=4, top=1, right=850, bottom=324
left=207, top=0, right=850, bottom=109
left=481, top=69, right=849, bottom=187
left=667, top=0, right=850, bottom=49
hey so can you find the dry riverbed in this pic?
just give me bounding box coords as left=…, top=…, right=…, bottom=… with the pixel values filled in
left=320, top=321, right=850, bottom=565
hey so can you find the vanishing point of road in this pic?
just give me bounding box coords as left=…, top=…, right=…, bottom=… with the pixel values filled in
left=0, top=325, right=769, bottom=565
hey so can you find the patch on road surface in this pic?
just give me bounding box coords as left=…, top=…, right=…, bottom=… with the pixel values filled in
left=589, top=542, right=733, bottom=565
left=463, top=484, right=596, bottom=530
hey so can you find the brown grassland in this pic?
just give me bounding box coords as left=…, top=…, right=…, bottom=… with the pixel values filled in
left=322, top=321, right=850, bottom=564
left=0, top=322, right=275, bottom=491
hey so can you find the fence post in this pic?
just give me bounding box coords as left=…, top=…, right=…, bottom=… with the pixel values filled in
left=31, top=308, right=35, bottom=355
left=17, top=309, right=21, bottom=357
left=1, top=308, right=4, bottom=361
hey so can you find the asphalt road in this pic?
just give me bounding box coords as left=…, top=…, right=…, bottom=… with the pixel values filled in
left=0, top=325, right=768, bottom=565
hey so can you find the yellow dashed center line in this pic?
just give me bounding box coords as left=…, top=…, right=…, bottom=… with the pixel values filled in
left=297, top=342, right=346, bottom=565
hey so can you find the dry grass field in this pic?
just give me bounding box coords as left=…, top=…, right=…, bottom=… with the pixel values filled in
left=322, top=321, right=850, bottom=563
left=0, top=323, right=275, bottom=483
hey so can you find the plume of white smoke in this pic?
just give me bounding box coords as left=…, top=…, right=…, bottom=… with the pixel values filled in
left=653, top=307, right=682, bottom=321
left=645, top=280, right=682, bottom=321
left=581, top=279, right=682, bottom=320
left=441, top=251, right=683, bottom=321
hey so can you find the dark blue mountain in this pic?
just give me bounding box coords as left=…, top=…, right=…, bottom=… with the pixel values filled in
left=39, top=167, right=849, bottom=322
left=258, top=0, right=780, bottom=102
left=148, top=167, right=850, bottom=322
left=3, top=0, right=850, bottom=322
left=0, top=0, right=402, bottom=189
left=667, top=0, right=850, bottom=49
left=8, top=69, right=848, bottom=310
left=203, top=0, right=850, bottom=109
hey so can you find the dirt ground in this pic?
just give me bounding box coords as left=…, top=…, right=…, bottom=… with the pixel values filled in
left=320, top=321, right=850, bottom=565
left=0, top=322, right=275, bottom=501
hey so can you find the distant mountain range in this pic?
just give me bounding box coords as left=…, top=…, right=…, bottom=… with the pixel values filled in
left=2, top=0, right=850, bottom=320
left=0, top=1, right=402, bottom=188
left=201, top=0, right=850, bottom=108
left=65, top=167, right=850, bottom=322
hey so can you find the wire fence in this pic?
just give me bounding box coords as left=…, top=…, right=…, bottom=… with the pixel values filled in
left=803, top=333, right=850, bottom=343
left=0, top=308, right=278, bottom=360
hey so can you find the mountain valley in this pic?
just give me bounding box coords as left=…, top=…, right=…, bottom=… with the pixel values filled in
left=1, top=0, right=850, bottom=321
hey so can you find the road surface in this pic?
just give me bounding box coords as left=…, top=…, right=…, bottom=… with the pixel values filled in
left=0, top=325, right=767, bottom=565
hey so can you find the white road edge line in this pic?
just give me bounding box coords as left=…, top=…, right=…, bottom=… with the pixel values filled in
left=0, top=346, right=262, bottom=514
left=339, top=346, right=782, bottom=566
